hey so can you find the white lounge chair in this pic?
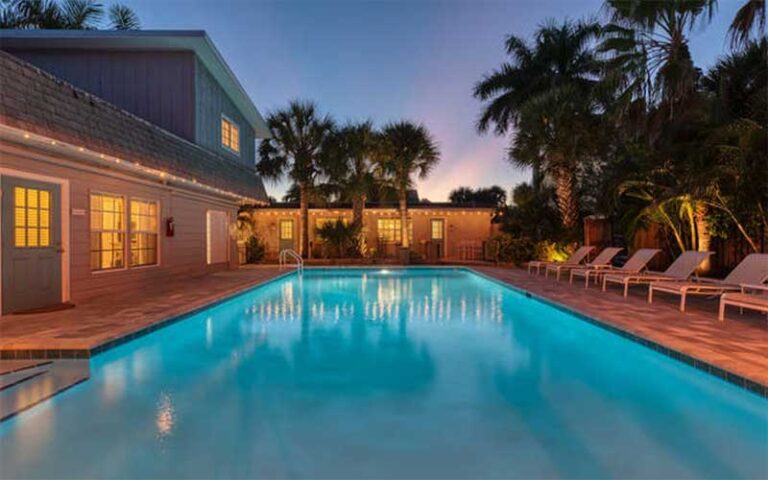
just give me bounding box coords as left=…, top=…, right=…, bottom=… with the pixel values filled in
left=719, top=285, right=768, bottom=322
left=527, top=246, right=594, bottom=275
left=648, top=253, right=768, bottom=312
left=546, top=247, right=623, bottom=281
left=570, top=248, right=659, bottom=288
left=602, top=250, right=712, bottom=297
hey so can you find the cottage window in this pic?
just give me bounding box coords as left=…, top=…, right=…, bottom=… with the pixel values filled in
left=130, top=199, right=159, bottom=267
left=431, top=219, right=444, bottom=240
left=377, top=218, right=412, bottom=244
left=221, top=116, right=240, bottom=154
left=90, top=193, right=126, bottom=270
left=13, top=187, right=51, bottom=248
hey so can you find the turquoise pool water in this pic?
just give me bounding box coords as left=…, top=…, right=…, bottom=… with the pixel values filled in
left=1, top=268, right=766, bottom=478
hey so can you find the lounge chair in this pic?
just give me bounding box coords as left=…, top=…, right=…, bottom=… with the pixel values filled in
left=719, top=285, right=768, bottom=321
left=648, top=253, right=768, bottom=312
left=602, top=250, right=712, bottom=297
left=570, top=248, right=659, bottom=288
left=527, top=246, right=594, bottom=275
left=546, top=247, right=623, bottom=281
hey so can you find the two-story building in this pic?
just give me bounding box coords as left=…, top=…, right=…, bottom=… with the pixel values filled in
left=0, top=30, right=269, bottom=314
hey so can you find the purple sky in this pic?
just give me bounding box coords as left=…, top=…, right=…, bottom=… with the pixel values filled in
left=122, top=0, right=742, bottom=201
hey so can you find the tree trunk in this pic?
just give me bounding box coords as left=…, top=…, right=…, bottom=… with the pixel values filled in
left=299, top=184, right=309, bottom=257
left=352, top=195, right=365, bottom=228
left=399, top=194, right=410, bottom=248
left=694, top=202, right=711, bottom=273
left=553, top=167, right=579, bottom=230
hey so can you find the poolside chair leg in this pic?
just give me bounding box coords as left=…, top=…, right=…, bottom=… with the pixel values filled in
left=623, top=281, right=629, bottom=298
left=679, top=293, right=687, bottom=312
left=602, top=278, right=607, bottom=292
left=569, top=271, right=574, bottom=285
left=648, top=287, right=654, bottom=304
left=584, top=273, right=590, bottom=289
left=556, top=269, right=561, bottom=281
left=718, top=300, right=726, bottom=321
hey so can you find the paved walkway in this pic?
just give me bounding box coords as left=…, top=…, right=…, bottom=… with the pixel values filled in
left=0, top=266, right=287, bottom=357
left=473, top=266, right=768, bottom=391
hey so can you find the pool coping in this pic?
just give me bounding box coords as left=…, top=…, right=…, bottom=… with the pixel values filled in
left=466, top=267, right=768, bottom=398
left=0, top=270, right=297, bottom=361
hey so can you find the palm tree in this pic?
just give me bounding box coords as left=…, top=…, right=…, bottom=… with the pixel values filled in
left=323, top=121, right=379, bottom=228
left=376, top=121, right=440, bottom=249
left=0, top=0, right=140, bottom=29
left=257, top=100, right=335, bottom=257
left=474, top=19, right=601, bottom=231
left=601, top=0, right=716, bottom=117
left=728, top=0, right=766, bottom=49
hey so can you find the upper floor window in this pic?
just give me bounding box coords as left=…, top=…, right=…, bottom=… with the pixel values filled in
left=221, top=115, right=240, bottom=154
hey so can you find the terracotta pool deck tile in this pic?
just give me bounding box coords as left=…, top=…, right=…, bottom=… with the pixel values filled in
left=0, top=266, right=289, bottom=355
left=473, top=266, right=768, bottom=388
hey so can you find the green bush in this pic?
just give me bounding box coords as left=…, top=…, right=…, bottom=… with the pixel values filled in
left=491, top=234, right=539, bottom=266
left=245, top=235, right=266, bottom=263
left=316, top=220, right=362, bottom=258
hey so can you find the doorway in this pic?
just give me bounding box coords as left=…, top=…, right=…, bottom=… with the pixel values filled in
left=1, top=176, right=62, bottom=313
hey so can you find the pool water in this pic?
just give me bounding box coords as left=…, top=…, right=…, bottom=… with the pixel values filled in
left=1, top=268, right=766, bottom=478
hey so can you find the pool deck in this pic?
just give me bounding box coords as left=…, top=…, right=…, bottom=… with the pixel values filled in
left=0, top=264, right=765, bottom=393
left=473, top=266, right=768, bottom=394
left=0, top=266, right=289, bottom=358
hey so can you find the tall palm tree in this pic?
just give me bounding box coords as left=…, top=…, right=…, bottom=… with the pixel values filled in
left=323, top=121, right=379, bottom=228
left=376, top=121, right=440, bottom=249
left=257, top=100, right=336, bottom=256
left=0, top=0, right=140, bottom=29
left=601, top=0, right=716, bottom=117
left=474, top=19, right=601, bottom=231
left=728, top=0, right=766, bottom=49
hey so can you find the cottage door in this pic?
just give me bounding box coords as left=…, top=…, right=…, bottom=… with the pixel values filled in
left=430, top=219, right=445, bottom=259
left=278, top=219, right=295, bottom=252
left=1, top=176, right=62, bottom=314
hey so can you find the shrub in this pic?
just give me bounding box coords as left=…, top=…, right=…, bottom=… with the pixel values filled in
left=491, top=234, right=538, bottom=265
left=245, top=235, right=266, bottom=263
left=316, top=220, right=362, bottom=258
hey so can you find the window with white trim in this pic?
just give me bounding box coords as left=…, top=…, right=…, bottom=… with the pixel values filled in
left=221, top=115, right=240, bottom=154
left=130, top=199, right=159, bottom=267
left=90, top=193, right=126, bottom=270
left=207, top=210, right=228, bottom=264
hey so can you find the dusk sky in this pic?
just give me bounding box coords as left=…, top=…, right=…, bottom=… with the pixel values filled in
left=123, top=0, right=742, bottom=201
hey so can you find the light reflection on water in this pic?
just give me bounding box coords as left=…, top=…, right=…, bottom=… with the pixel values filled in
left=0, top=269, right=765, bottom=479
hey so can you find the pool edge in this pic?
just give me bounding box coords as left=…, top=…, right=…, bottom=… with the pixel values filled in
left=466, top=267, right=768, bottom=399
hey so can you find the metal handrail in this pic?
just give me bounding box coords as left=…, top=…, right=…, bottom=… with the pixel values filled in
left=279, top=249, right=304, bottom=274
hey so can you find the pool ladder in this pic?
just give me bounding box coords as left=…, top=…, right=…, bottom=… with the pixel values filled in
left=279, top=249, right=304, bottom=274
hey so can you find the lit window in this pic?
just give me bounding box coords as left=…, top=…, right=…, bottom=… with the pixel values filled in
left=279, top=220, right=294, bottom=240
left=130, top=199, right=159, bottom=267
left=90, top=193, right=125, bottom=270
left=13, top=187, right=52, bottom=248
left=221, top=116, right=240, bottom=154
left=431, top=219, right=444, bottom=240
left=207, top=210, right=228, bottom=264
left=377, top=218, right=412, bottom=244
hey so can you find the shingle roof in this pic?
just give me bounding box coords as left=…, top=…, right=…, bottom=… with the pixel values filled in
left=0, top=50, right=268, bottom=202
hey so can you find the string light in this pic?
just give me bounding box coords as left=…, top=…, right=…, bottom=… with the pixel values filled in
left=8, top=126, right=266, bottom=206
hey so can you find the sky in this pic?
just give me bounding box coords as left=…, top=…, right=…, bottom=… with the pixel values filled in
left=121, top=0, right=743, bottom=201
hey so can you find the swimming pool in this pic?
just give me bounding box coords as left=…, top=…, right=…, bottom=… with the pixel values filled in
left=1, top=268, right=765, bottom=478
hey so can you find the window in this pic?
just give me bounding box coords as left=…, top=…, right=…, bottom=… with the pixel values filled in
left=90, top=193, right=125, bottom=270
left=207, top=210, right=228, bottom=264
left=221, top=116, right=240, bottom=154
left=377, top=218, right=412, bottom=244
left=14, top=187, right=51, bottom=248
left=279, top=220, right=294, bottom=240
left=431, top=219, right=444, bottom=240
left=130, top=199, right=159, bottom=267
